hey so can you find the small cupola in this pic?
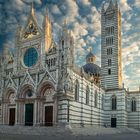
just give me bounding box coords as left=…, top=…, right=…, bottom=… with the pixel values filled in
left=86, top=48, right=96, bottom=64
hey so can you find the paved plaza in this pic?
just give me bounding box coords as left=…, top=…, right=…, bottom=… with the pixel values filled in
left=0, top=126, right=140, bottom=140
left=0, top=132, right=140, bottom=140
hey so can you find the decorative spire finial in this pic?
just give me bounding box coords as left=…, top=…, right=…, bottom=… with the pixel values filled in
left=46, top=6, right=49, bottom=17
left=63, top=19, right=68, bottom=32
left=89, top=47, right=93, bottom=53
left=31, top=1, right=35, bottom=15
left=101, top=1, right=105, bottom=12
left=115, top=0, right=118, bottom=8
left=63, top=19, right=67, bottom=26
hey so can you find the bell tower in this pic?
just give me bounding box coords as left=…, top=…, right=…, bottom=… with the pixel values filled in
left=101, top=0, right=122, bottom=89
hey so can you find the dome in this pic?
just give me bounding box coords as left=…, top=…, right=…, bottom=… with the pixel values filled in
left=82, top=63, right=101, bottom=75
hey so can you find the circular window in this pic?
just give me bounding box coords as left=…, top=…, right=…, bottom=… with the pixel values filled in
left=24, top=48, right=38, bottom=67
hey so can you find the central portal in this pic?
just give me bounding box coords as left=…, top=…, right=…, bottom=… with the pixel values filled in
left=25, top=103, right=33, bottom=126
left=45, top=106, right=53, bottom=126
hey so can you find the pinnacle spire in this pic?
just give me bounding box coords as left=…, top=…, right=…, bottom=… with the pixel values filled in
left=101, top=1, right=105, bottom=12
left=90, top=47, right=93, bottom=53
left=42, top=6, right=51, bottom=28
left=62, top=19, right=68, bottom=32
left=106, top=0, right=114, bottom=12
left=115, top=0, right=118, bottom=8
left=63, top=19, right=67, bottom=27
left=31, top=1, right=35, bottom=15
left=46, top=6, right=49, bottom=17
left=109, top=0, right=114, bottom=7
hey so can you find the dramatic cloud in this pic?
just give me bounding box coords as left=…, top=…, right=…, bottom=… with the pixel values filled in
left=134, top=0, right=140, bottom=8
left=119, top=0, right=131, bottom=12
left=0, top=0, right=140, bottom=91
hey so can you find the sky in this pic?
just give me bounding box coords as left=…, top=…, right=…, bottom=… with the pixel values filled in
left=0, top=0, right=140, bottom=91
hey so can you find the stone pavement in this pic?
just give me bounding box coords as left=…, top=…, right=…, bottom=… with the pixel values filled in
left=71, top=126, right=139, bottom=136
left=0, top=125, right=71, bottom=136
left=0, top=125, right=139, bottom=137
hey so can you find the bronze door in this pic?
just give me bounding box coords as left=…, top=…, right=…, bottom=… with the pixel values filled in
left=25, top=103, right=33, bottom=126
left=45, top=106, right=53, bottom=126
left=9, top=108, right=15, bottom=126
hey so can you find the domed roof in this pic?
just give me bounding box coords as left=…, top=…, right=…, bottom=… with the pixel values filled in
left=82, top=63, right=101, bottom=75
left=86, top=52, right=95, bottom=59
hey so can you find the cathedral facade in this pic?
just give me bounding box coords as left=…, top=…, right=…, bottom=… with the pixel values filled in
left=0, top=0, right=140, bottom=128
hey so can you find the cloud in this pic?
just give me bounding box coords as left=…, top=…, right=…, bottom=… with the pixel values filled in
left=21, top=0, right=42, bottom=5
left=51, top=5, right=62, bottom=15
left=122, top=42, right=139, bottom=67
left=119, top=0, right=131, bottom=12
left=134, top=0, right=140, bottom=8
left=77, top=0, right=91, bottom=6
left=1, top=0, right=140, bottom=91
left=122, top=41, right=140, bottom=90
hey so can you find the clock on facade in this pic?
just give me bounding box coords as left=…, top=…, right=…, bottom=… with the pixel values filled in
left=23, top=47, right=38, bottom=67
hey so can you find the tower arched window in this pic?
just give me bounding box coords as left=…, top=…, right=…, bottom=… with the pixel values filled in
left=95, top=90, right=97, bottom=108
left=75, top=80, right=79, bottom=102
left=131, top=97, right=136, bottom=112
left=112, top=95, right=117, bottom=110
left=86, top=86, right=90, bottom=105
left=102, top=95, right=104, bottom=110
left=107, top=48, right=112, bottom=55
left=108, top=59, right=112, bottom=66
left=125, top=96, right=127, bottom=110
left=62, top=40, right=64, bottom=47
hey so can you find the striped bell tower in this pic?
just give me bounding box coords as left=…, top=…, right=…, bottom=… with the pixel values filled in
left=101, top=0, right=122, bottom=90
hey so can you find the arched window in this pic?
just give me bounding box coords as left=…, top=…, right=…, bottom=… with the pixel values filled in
left=75, top=80, right=79, bottom=102
left=95, top=90, right=97, bottom=107
left=125, top=96, right=127, bottom=110
left=108, top=68, right=111, bottom=75
left=62, top=40, right=64, bottom=49
left=112, top=95, right=117, bottom=110
left=102, top=95, right=104, bottom=110
left=131, top=97, right=136, bottom=112
left=86, top=86, right=90, bottom=105
left=108, top=59, right=112, bottom=66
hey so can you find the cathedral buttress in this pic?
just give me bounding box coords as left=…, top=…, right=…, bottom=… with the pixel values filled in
left=57, top=21, right=74, bottom=93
